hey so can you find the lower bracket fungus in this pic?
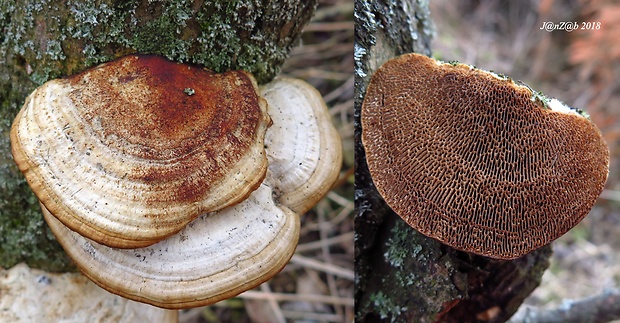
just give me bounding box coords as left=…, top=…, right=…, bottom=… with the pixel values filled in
left=10, top=55, right=342, bottom=309
left=361, top=53, right=609, bottom=260
left=41, top=183, right=299, bottom=309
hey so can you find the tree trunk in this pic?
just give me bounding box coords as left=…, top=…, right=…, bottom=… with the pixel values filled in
left=0, top=0, right=316, bottom=272
left=353, top=1, right=551, bottom=322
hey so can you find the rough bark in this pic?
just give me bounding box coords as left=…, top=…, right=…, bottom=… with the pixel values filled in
left=354, top=1, right=551, bottom=322
left=0, top=0, right=317, bottom=272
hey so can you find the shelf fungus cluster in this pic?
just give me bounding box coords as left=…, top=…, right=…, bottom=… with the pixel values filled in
left=11, top=55, right=342, bottom=309
left=362, top=53, right=609, bottom=260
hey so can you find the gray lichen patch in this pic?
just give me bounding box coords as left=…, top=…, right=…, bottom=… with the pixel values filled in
left=384, top=220, right=425, bottom=267
left=369, top=291, right=408, bottom=322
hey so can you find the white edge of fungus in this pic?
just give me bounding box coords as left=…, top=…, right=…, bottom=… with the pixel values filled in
left=547, top=98, right=585, bottom=117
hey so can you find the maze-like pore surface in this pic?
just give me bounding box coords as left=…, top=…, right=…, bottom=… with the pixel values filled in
left=361, top=53, right=609, bottom=259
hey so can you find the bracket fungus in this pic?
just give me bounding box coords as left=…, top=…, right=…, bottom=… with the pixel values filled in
left=260, top=78, right=343, bottom=214
left=11, top=55, right=271, bottom=248
left=361, top=53, right=609, bottom=260
left=40, top=183, right=299, bottom=309
left=10, top=56, right=342, bottom=309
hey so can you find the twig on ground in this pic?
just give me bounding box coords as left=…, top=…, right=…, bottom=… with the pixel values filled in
left=290, top=254, right=355, bottom=281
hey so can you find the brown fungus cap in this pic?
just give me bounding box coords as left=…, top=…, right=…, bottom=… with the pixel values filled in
left=361, top=53, right=609, bottom=259
left=11, top=55, right=271, bottom=248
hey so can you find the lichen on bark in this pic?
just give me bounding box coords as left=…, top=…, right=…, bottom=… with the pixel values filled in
left=0, top=0, right=316, bottom=271
left=357, top=217, right=463, bottom=322
left=2, top=0, right=315, bottom=85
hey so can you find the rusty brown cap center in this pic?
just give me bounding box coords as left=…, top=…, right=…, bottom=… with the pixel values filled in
left=66, top=55, right=261, bottom=161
